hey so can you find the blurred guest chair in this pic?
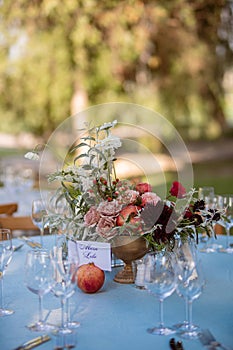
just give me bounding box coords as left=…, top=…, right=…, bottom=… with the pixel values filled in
left=0, top=203, right=18, bottom=216
left=0, top=216, right=39, bottom=236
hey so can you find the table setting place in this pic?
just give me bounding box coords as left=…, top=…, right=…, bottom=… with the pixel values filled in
left=1, top=120, right=233, bottom=350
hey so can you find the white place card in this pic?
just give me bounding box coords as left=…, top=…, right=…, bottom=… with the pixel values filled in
left=68, top=240, right=112, bottom=271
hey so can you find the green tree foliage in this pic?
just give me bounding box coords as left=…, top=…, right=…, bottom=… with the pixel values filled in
left=0, top=0, right=232, bottom=138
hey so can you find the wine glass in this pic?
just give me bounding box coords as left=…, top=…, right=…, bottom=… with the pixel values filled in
left=219, top=195, right=233, bottom=253
left=172, top=237, right=199, bottom=331
left=44, top=191, right=71, bottom=240
left=176, top=258, right=205, bottom=339
left=25, top=249, right=56, bottom=331
left=0, top=229, right=14, bottom=316
left=31, top=199, right=47, bottom=246
left=198, top=187, right=217, bottom=252
left=198, top=186, right=215, bottom=201
left=144, top=251, right=177, bottom=335
left=50, top=235, right=79, bottom=334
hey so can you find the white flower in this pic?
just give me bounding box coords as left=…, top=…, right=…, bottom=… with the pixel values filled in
left=24, top=151, right=40, bottom=161
left=96, top=134, right=121, bottom=151
left=99, top=120, right=117, bottom=131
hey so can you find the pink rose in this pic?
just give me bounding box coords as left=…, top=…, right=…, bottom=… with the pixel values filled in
left=96, top=216, right=116, bottom=239
left=170, top=181, right=186, bottom=198
left=118, top=190, right=139, bottom=205
left=84, top=206, right=100, bottom=226
left=135, top=182, right=152, bottom=194
left=97, top=199, right=122, bottom=216
left=141, top=192, right=161, bottom=207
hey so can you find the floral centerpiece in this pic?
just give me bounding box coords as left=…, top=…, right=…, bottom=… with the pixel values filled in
left=39, top=120, right=223, bottom=253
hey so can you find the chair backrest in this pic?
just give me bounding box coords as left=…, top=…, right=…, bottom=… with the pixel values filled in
left=0, top=216, right=39, bottom=231
left=0, top=203, right=18, bottom=216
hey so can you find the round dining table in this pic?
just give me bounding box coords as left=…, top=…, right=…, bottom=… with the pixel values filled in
left=0, top=234, right=233, bottom=350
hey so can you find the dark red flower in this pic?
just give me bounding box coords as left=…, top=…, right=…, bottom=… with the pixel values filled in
left=141, top=201, right=179, bottom=244
left=170, top=181, right=186, bottom=198
left=184, top=207, right=193, bottom=219
left=192, top=213, right=203, bottom=226
left=193, top=200, right=205, bottom=212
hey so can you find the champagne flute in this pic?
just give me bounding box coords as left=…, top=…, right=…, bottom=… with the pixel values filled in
left=31, top=199, right=47, bottom=246
left=0, top=229, right=14, bottom=316
left=219, top=195, right=233, bottom=253
left=51, top=235, right=79, bottom=334
left=144, top=251, right=177, bottom=335
left=176, top=258, right=205, bottom=339
left=25, top=249, right=56, bottom=331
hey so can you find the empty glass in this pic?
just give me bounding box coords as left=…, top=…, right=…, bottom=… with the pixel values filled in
left=51, top=235, right=79, bottom=334
left=25, top=249, right=55, bottom=331
left=172, top=237, right=199, bottom=331
left=219, top=195, right=233, bottom=253
left=198, top=187, right=217, bottom=252
left=31, top=199, right=47, bottom=246
left=176, top=258, right=205, bottom=339
left=144, top=251, right=177, bottom=335
left=0, top=229, right=14, bottom=316
left=198, top=187, right=215, bottom=202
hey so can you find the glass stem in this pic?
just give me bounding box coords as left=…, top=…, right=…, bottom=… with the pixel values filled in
left=226, top=227, right=230, bottom=249
left=61, top=297, right=67, bottom=329
left=0, top=276, right=4, bottom=309
left=187, top=299, right=193, bottom=330
left=209, top=226, right=215, bottom=244
left=158, top=299, right=164, bottom=328
left=66, top=298, right=71, bottom=324
left=40, top=228, right=44, bottom=246
left=38, top=295, right=43, bottom=324
left=184, top=297, right=188, bottom=324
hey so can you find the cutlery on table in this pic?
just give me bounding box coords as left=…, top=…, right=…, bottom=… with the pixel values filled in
left=199, top=329, right=233, bottom=350
left=20, top=236, right=42, bottom=249
left=13, top=335, right=51, bottom=350
left=13, top=243, right=24, bottom=251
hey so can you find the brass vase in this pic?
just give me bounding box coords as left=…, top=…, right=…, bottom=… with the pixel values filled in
left=111, top=236, right=148, bottom=284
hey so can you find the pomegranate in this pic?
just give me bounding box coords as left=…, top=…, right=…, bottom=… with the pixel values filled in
left=77, top=263, right=105, bottom=293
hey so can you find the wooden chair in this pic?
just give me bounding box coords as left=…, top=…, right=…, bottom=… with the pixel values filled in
left=0, top=216, right=39, bottom=233
left=0, top=203, right=18, bottom=216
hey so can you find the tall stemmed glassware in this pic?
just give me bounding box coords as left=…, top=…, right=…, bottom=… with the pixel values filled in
left=172, top=237, right=199, bottom=331
left=0, top=229, right=14, bottom=316
left=208, top=195, right=224, bottom=250
left=144, top=251, right=177, bottom=335
left=176, top=258, right=205, bottom=339
left=198, top=186, right=216, bottom=252
left=25, top=249, right=55, bottom=331
left=43, top=191, right=72, bottom=248
left=51, top=235, right=79, bottom=334
left=198, top=186, right=215, bottom=201
left=31, top=199, right=47, bottom=246
left=219, top=195, right=233, bottom=253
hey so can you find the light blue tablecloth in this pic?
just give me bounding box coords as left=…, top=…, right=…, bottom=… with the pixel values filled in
left=0, top=235, right=233, bottom=350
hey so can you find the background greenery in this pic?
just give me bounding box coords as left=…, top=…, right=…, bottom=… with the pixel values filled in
left=1, top=0, right=233, bottom=139
left=0, top=0, right=232, bottom=196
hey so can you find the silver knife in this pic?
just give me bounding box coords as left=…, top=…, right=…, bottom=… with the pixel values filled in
left=199, top=329, right=233, bottom=350
left=13, top=335, right=51, bottom=350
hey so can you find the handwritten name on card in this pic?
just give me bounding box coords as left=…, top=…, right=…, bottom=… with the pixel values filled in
left=68, top=240, right=111, bottom=271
